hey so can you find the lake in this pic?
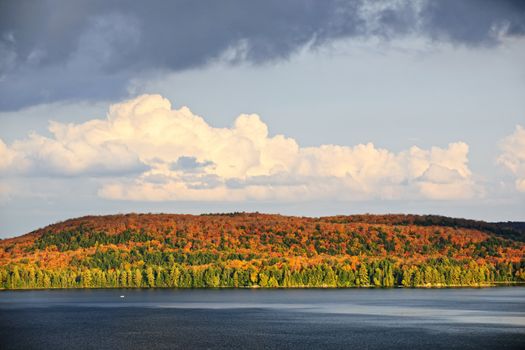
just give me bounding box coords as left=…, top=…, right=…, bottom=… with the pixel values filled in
left=0, top=288, right=524, bottom=349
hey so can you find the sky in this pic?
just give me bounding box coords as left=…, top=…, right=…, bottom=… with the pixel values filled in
left=0, top=0, right=524, bottom=238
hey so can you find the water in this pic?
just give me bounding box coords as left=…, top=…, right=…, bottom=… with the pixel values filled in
left=1, top=288, right=524, bottom=349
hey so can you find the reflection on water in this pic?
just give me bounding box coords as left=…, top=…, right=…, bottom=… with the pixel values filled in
left=1, top=288, right=524, bottom=349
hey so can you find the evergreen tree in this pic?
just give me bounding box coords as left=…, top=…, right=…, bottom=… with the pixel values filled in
left=358, top=263, right=369, bottom=286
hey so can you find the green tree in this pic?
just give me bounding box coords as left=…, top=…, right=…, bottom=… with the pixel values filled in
left=401, top=267, right=412, bottom=287
left=134, top=269, right=143, bottom=287
left=373, top=268, right=383, bottom=287
left=81, top=270, right=92, bottom=288
left=169, top=265, right=180, bottom=287
left=146, top=267, right=155, bottom=287
left=357, top=263, right=369, bottom=286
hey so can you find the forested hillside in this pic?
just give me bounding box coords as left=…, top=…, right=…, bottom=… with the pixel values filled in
left=1, top=213, right=524, bottom=289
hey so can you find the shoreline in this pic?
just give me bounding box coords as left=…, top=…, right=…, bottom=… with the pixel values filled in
left=2, top=282, right=524, bottom=292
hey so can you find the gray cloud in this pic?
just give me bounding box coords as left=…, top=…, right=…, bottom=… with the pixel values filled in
left=420, top=0, right=525, bottom=43
left=0, top=0, right=524, bottom=110
left=171, top=156, right=214, bottom=172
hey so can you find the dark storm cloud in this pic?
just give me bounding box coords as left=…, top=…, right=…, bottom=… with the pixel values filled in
left=420, top=0, right=525, bottom=43
left=0, top=0, right=524, bottom=110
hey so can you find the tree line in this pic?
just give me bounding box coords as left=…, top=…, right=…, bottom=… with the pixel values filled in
left=1, top=258, right=523, bottom=289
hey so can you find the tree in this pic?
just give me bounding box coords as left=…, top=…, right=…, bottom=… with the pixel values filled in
left=373, top=268, right=383, bottom=287
left=268, top=276, right=279, bottom=288
left=204, top=268, right=220, bottom=287
left=169, top=265, right=180, bottom=287
left=323, top=266, right=337, bottom=287
left=383, top=263, right=395, bottom=287
left=146, top=267, right=155, bottom=287
left=258, top=271, right=269, bottom=287
left=134, top=269, right=143, bottom=287
left=401, top=267, right=412, bottom=287
left=81, top=270, right=92, bottom=288
left=357, top=264, right=369, bottom=286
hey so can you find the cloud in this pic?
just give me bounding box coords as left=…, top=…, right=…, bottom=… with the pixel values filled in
left=0, top=119, right=147, bottom=177
left=420, top=0, right=525, bottom=44
left=1, top=0, right=524, bottom=110
left=498, top=125, right=525, bottom=192
left=0, top=138, right=15, bottom=170
left=1, top=94, right=480, bottom=201
left=416, top=164, right=476, bottom=200
left=171, top=156, right=214, bottom=172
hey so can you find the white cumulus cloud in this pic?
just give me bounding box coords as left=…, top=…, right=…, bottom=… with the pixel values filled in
left=498, top=125, right=525, bottom=192
left=0, top=94, right=480, bottom=201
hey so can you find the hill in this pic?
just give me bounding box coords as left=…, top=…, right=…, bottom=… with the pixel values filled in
left=1, top=213, right=524, bottom=289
